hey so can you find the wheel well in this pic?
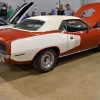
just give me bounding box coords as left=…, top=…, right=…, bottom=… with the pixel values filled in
left=51, top=47, right=60, bottom=56
left=32, top=47, right=60, bottom=62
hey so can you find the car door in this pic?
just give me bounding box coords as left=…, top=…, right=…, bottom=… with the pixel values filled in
left=59, top=19, right=100, bottom=55
left=7, top=2, right=35, bottom=24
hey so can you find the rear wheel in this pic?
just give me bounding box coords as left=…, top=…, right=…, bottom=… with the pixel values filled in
left=33, top=49, right=57, bottom=73
left=98, top=45, right=100, bottom=51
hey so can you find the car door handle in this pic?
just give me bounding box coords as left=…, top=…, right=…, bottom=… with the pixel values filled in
left=70, top=36, right=73, bottom=39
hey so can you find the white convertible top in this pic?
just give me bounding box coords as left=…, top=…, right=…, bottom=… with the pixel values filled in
left=29, top=16, right=80, bottom=22
left=13, top=16, right=81, bottom=32
left=28, top=16, right=81, bottom=32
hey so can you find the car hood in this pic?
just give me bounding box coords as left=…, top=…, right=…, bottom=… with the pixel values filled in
left=7, top=2, right=35, bottom=24
left=0, top=24, right=13, bottom=29
left=0, top=28, right=35, bottom=42
left=74, top=3, right=100, bottom=27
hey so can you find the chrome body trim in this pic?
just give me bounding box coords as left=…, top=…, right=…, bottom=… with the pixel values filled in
left=59, top=46, right=98, bottom=58
left=0, top=52, right=10, bottom=59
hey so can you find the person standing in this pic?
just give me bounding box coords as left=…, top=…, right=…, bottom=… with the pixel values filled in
left=0, top=7, right=2, bottom=17
left=41, top=12, right=44, bottom=16
left=0, top=5, right=7, bottom=21
left=51, top=9, right=56, bottom=15
left=57, top=4, right=65, bottom=15
left=64, top=4, right=74, bottom=16
left=22, top=13, right=30, bottom=21
left=32, top=11, right=36, bottom=16
left=8, top=6, right=14, bottom=18
left=43, top=12, right=46, bottom=15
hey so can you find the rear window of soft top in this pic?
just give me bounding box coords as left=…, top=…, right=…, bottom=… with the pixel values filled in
left=13, top=19, right=45, bottom=31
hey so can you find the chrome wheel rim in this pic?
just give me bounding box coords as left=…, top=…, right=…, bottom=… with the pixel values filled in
left=41, top=51, right=54, bottom=69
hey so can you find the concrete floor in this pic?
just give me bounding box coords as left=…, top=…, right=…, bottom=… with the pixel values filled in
left=0, top=48, right=100, bottom=100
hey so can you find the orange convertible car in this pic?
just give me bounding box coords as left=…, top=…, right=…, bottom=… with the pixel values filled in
left=0, top=3, right=100, bottom=73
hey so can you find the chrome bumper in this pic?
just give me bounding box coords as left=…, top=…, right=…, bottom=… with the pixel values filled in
left=0, top=52, right=10, bottom=59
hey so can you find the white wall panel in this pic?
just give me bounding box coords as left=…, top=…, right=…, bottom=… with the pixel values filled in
left=93, top=0, right=100, bottom=2
left=0, top=0, right=83, bottom=15
left=17, top=0, right=56, bottom=15
left=72, top=0, right=82, bottom=12
left=83, top=0, right=94, bottom=4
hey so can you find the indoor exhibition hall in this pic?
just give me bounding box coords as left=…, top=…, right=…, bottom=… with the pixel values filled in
left=0, top=0, right=100, bottom=100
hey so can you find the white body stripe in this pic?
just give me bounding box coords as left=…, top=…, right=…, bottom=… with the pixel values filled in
left=11, top=33, right=81, bottom=62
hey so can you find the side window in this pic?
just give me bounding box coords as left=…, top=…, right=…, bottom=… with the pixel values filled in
left=64, top=19, right=88, bottom=32
left=59, top=19, right=89, bottom=32
left=59, top=22, right=66, bottom=32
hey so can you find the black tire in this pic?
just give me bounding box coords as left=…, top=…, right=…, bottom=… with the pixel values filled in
left=98, top=45, right=100, bottom=51
left=33, top=49, right=58, bottom=73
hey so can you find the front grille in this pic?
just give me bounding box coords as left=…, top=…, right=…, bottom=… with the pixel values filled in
left=0, top=42, right=6, bottom=54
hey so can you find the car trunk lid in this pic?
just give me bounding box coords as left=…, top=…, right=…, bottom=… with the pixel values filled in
left=0, top=28, right=35, bottom=42
left=74, top=3, right=100, bottom=27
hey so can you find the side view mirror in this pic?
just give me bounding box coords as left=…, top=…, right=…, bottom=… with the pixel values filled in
left=84, top=27, right=89, bottom=34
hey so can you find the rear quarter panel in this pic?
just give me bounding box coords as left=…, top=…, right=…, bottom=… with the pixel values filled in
left=10, top=33, right=68, bottom=61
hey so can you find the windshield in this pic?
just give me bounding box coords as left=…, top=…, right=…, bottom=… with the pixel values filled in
left=13, top=19, right=45, bottom=31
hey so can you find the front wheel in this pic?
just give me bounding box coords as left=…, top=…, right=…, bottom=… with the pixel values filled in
left=33, top=49, right=58, bottom=73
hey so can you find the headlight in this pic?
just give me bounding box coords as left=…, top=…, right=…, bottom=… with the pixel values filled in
left=0, top=42, right=6, bottom=54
